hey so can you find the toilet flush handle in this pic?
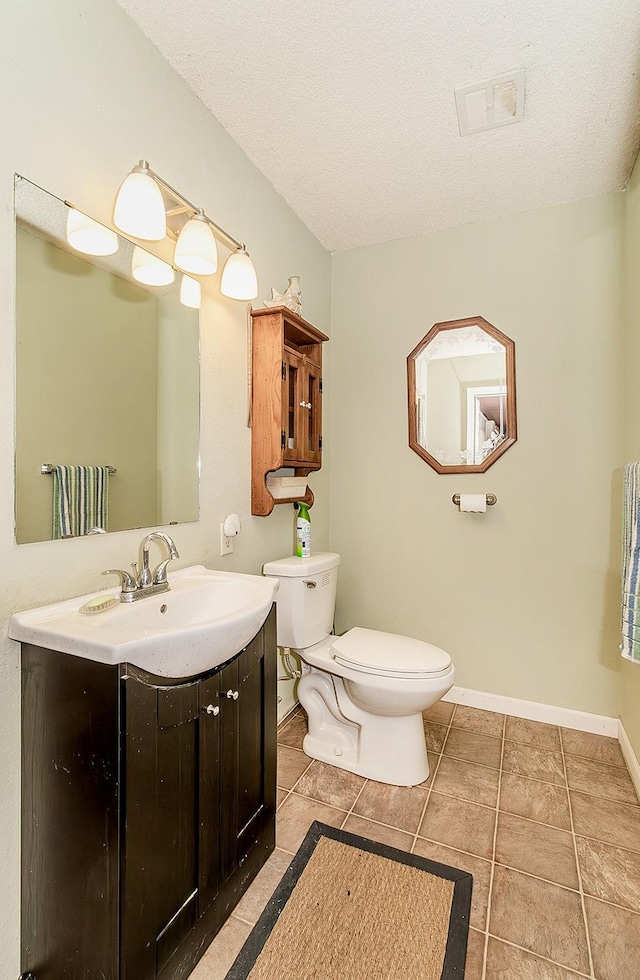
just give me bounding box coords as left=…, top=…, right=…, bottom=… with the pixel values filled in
left=302, top=580, right=316, bottom=589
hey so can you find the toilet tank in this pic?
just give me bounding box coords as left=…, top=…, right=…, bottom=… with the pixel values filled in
left=262, top=553, right=340, bottom=649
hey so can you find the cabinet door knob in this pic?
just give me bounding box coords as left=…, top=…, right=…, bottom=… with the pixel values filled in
left=204, top=704, right=220, bottom=715
left=226, top=690, right=239, bottom=700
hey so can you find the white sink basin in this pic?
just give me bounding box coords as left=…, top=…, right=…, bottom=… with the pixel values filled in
left=9, top=565, right=278, bottom=679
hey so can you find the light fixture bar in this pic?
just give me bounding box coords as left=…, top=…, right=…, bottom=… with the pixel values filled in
left=140, top=161, right=241, bottom=253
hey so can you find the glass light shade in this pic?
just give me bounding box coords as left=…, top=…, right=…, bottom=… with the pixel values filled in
left=131, top=246, right=175, bottom=286
left=113, top=170, right=166, bottom=241
left=220, top=247, right=258, bottom=300
left=66, top=208, right=118, bottom=256
left=174, top=215, right=218, bottom=275
left=180, top=274, right=201, bottom=309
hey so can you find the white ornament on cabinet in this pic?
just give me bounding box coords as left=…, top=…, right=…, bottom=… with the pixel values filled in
left=263, top=276, right=302, bottom=316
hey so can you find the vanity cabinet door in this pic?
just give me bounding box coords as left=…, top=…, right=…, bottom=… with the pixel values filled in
left=121, top=673, right=201, bottom=980
left=198, top=671, right=222, bottom=912
left=219, top=608, right=277, bottom=888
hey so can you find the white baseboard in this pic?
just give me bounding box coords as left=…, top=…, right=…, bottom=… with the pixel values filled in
left=619, top=722, right=640, bottom=799
left=443, top=685, right=619, bottom=738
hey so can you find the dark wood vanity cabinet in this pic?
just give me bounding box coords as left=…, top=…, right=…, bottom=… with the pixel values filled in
left=21, top=608, right=277, bottom=980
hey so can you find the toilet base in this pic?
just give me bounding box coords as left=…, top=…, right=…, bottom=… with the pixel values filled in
left=298, top=666, right=434, bottom=786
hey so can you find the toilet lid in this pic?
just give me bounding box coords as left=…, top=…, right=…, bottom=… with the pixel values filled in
left=331, top=628, right=451, bottom=678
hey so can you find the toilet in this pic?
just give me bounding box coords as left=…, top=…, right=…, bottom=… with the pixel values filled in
left=263, top=553, right=455, bottom=786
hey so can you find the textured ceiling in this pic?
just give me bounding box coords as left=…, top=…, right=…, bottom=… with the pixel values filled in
left=116, top=0, right=640, bottom=251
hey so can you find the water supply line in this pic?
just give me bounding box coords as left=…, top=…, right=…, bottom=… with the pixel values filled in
left=277, top=648, right=302, bottom=682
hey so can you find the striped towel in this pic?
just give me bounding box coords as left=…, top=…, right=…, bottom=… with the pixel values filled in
left=621, top=461, right=640, bottom=663
left=52, top=465, right=110, bottom=539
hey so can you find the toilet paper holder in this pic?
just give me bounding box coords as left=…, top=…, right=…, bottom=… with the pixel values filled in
left=452, top=493, right=497, bottom=507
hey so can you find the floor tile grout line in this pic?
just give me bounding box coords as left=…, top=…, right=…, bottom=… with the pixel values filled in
left=481, top=712, right=506, bottom=980
left=276, top=787, right=292, bottom=809
left=565, top=785, right=640, bottom=808
left=427, top=786, right=502, bottom=813
left=338, top=776, right=369, bottom=832
left=409, top=706, right=457, bottom=854
left=485, top=932, right=592, bottom=979
left=561, top=728, right=596, bottom=979
left=570, top=830, right=640, bottom=858
left=285, top=754, right=315, bottom=796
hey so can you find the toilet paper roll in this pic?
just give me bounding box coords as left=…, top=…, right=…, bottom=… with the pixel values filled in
left=459, top=493, right=487, bottom=513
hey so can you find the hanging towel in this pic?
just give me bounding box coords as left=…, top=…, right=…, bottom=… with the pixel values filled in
left=52, top=465, right=110, bottom=539
left=621, top=461, right=640, bottom=663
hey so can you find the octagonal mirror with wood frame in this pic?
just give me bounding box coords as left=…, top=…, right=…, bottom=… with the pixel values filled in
left=407, top=316, right=516, bottom=474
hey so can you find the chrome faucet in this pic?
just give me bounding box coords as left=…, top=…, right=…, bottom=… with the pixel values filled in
left=103, top=531, right=180, bottom=602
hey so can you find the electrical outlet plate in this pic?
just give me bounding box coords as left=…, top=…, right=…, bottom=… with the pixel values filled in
left=219, top=523, right=233, bottom=556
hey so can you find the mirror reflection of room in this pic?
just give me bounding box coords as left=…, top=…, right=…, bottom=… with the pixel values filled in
left=408, top=316, right=516, bottom=474
left=14, top=176, right=200, bottom=544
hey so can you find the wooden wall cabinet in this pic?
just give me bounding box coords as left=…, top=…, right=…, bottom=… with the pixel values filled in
left=251, top=306, right=329, bottom=516
left=21, top=609, right=277, bottom=980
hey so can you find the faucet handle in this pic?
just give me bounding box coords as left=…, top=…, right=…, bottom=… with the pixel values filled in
left=152, top=558, right=172, bottom=586
left=102, top=568, right=137, bottom=593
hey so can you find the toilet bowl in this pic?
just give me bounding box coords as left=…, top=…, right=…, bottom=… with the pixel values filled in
left=263, top=553, right=455, bottom=786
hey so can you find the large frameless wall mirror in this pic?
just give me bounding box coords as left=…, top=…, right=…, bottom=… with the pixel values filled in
left=407, top=316, right=516, bottom=474
left=14, top=175, right=200, bottom=544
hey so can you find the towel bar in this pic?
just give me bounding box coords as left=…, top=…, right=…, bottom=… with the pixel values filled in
left=452, top=493, right=497, bottom=506
left=41, top=463, right=117, bottom=475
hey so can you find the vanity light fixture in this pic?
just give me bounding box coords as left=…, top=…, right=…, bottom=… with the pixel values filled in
left=113, top=161, right=167, bottom=241
left=174, top=212, right=217, bottom=276
left=221, top=245, right=259, bottom=300
left=180, top=274, right=201, bottom=309
left=131, top=245, right=175, bottom=286
left=66, top=207, right=118, bottom=256
left=113, top=160, right=258, bottom=300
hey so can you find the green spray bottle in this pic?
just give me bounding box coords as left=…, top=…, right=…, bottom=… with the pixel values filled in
left=295, top=502, right=311, bottom=558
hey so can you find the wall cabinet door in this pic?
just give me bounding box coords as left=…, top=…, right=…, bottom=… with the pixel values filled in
left=283, top=350, right=322, bottom=466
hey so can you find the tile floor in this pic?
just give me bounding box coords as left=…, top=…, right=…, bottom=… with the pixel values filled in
left=192, top=701, right=640, bottom=980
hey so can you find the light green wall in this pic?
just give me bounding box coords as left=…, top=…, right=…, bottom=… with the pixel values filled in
left=622, top=149, right=640, bottom=757
left=0, top=1, right=331, bottom=974
left=331, top=194, right=624, bottom=717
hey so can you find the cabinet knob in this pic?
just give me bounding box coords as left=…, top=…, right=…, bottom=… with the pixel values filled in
left=204, top=704, right=220, bottom=715
left=226, top=690, right=239, bottom=701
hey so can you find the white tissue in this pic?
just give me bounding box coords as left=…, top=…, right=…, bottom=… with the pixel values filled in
left=459, top=493, right=487, bottom=513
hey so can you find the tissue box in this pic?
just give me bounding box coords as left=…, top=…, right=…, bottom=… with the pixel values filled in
left=266, top=475, right=308, bottom=500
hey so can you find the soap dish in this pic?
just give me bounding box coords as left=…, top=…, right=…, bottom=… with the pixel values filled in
left=78, top=595, right=119, bottom=615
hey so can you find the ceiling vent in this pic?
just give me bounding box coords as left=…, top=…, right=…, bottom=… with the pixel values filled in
left=455, top=70, right=525, bottom=136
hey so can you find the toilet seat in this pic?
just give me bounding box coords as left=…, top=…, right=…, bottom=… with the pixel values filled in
left=331, top=627, right=452, bottom=680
